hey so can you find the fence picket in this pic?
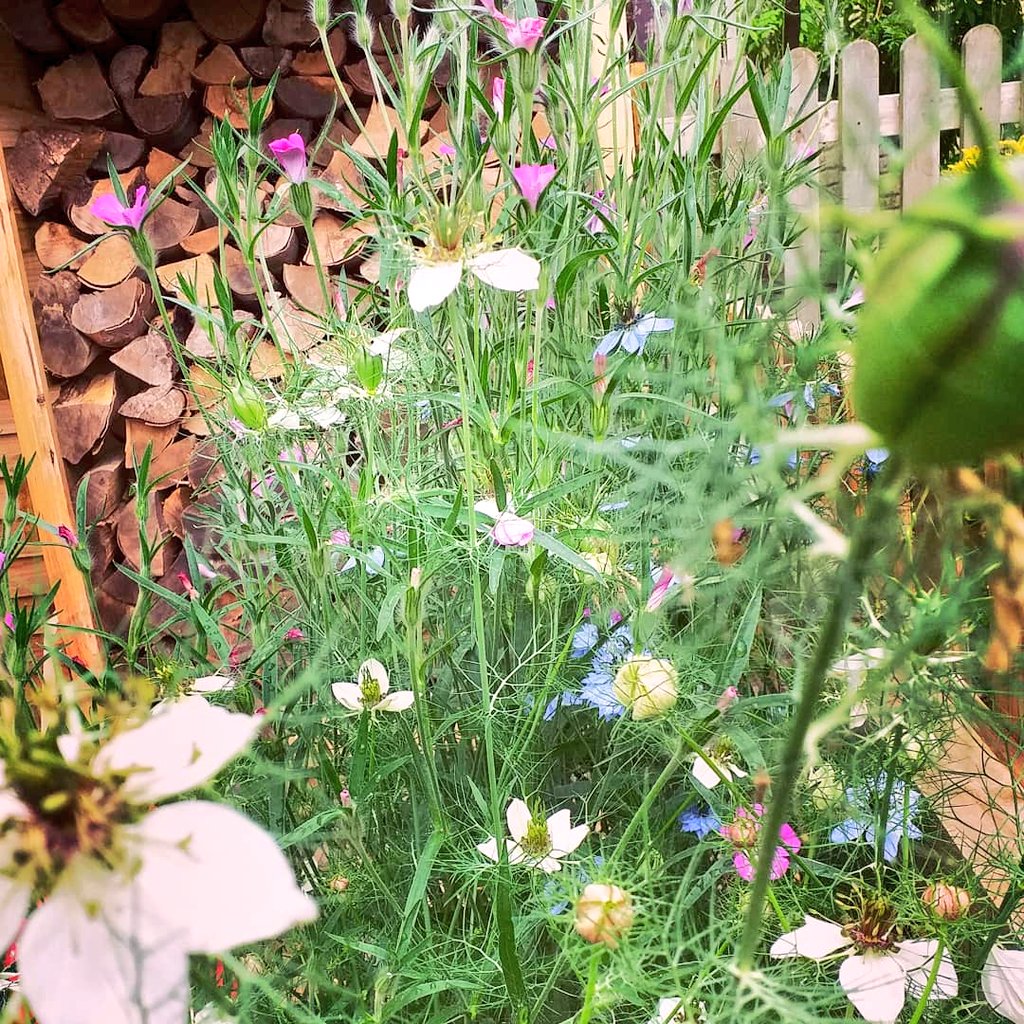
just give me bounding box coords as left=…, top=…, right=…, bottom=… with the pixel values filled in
left=961, top=25, right=1002, bottom=148
left=720, top=23, right=763, bottom=161
left=839, top=40, right=880, bottom=213
left=900, top=35, right=940, bottom=207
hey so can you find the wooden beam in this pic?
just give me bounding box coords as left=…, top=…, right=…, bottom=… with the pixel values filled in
left=0, top=145, right=104, bottom=674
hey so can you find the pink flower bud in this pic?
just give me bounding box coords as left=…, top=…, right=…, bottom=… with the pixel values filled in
left=491, top=76, right=506, bottom=111
left=574, top=883, right=634, bottom=947
left=512, top=163, right=557, bottom=212
left=922, top=882, right=972, bottom=920
left=716, top=685, right=739, bottom=712
left=284, top=627, right=305, bottom=641
left=268, top=133, right=308, bottom=184
left=57, top=525, right=78, bottom=547
left=491, top=510, right=534, bottom=547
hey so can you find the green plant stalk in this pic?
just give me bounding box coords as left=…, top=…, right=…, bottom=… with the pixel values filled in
left=735, top=457, right=901, bottom=969
left=576, top=948, right=604, bottom=1024
left=905, top=935, right=944, bottom=1024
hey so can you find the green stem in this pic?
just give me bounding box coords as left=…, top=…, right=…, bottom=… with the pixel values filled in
left=576, top=949, right=604, bottom=1024
left=905, top=935, right=945, bottom=1024
left=734, top=458, right=901, bottom=969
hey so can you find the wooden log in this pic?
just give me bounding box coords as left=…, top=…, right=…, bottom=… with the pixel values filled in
left=109, top=332, right=175, bottom=386
left=283, top=263, right=329, bottom=315
left=124, top=419, right=176, bottom=468
left=77, top=234, right=136, bottom=288
left=82, top=454, right=127, bottom=524
left=111, top=46, right=199, bottom=150
left=114, top=492, right=169, bottom=575
left=163, top=485, right=192, bottom=539
left=263, top=0, right=317, bottom=47
left=146, top=147, right=197, bottom=186
left=184, top=364, right=223, bottom=414
left=239, top=45, right=291, bottom=80
left=7, top=128, right=104, bottom=216
left=53, top=0, right=121, bottom=52
left=349, top=102, right=428, bottom=158
left=149, top=437, right=198, bottom=489
left=33, top=270, right=80, bottom=311
left=38, top=55, right=118, bottom=124
left=187, top=0, right=268, bottom=44
left=253, top=220, right=298, bottom=270
left=139, top=21, right=206, bottom=97
left=100, top=0, right=178, bottom=29
left=144, top=197, right=200, bottom=256
left=119, top=383, right=186, bottom=426
left=91, top=132, right=147, bottom=174
left=249, top=339, right=292, bottom=380
left=53, top=371, right=118, bottom=464
left=193, top=44, right=250, bottom=86
left=275, top=77, right=336, bottom=122
left=95, top=569, right=135, bottom=635
left=180, top=118, right=217, bottom=169
left=0, top=1, right=69, bottom=57
left=271, top=299, right=326, bottom=352
left=66, top=169, right=145, bottom=236
left=35, top=222, right=87, bottom=272
left=303, top=213, right=369, bottom=266
left=315, top=148, right=365, bottom=210
left=36, top=307, right=100, bottom=379
left=223, top=246, right=258, bottom=305
left=292, top=29, right=347, bottom=75
left=181, top=226, right=222, bottom=256
left=156, top=254, right=218, bottom=307
left=70, top=278, right=155, bottom=348
left=204, top=83, right=273, bottom=129
left=343, top=58, right=397, bottom=100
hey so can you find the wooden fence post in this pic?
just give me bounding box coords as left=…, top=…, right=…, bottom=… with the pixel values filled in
left=900, top=34, right=940, bottom=207
left=0, top=146, right=104, bottom=674
left=839, top=39, right=880, bottom=215
left=591, top=0, right=637, bottom=178
left=961, top=24, right=1002, bottom=150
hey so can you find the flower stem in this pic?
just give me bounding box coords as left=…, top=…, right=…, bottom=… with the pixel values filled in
left=906, top=935, right=945, bottom=1024
left=577, top=948, right=604, bottom=1024
left=734, top=457, right=901, bottom=969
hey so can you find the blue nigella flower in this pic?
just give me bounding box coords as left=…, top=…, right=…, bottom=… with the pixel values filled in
left=545, top=623, right=633, bottom=721
left=679, top=803, right=722, bottom=840
left=865, top=448, right=890, bottom=479
left=830, top=775, right=922, bottom=862
left=594, top=313, right=675, bottom=357
left=571, top=621, right=600, bottom=658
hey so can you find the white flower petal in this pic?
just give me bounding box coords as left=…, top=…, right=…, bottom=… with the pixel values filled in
left=983, top=947, right=1024, bottom=1023
left=358, top=658, right=390, bottom=695
left=93, top=696, right=260, bottom=802
left=506, top=842, right=526, bottom=864
left=893, top=940, right=958, bottom=1001
left=770, top=916, right=851, bottom=960
left=19, top=867, right=189, bottom=1024
left=546, top=809, right=588, bottom=856
left=192, top=675, right=236, bottom=693
left=473, top=498, right=500, bottom=520
left=691, top=755, right=723, bottom=789
left=376, top=690, right=414, bottom=712
left=408, top=260, right=463, bottom=312
left=839, top=952, right=907, bottom=1024
left=536, top=856, right=562, bottom=873
left=268, top=409, right=302, bottom=430
left=477, top=837, right=500, bottom=862
left=467, top=247, right=540, bottom=292
left=331, top=682, right=365, bottom=711
left=0, top=837, right=31, bottom=955
left=506, top=799, right=531, bottom=842
left=308, top=406, right=345, bottom=429
left=129, top=800, right=316, bottom=953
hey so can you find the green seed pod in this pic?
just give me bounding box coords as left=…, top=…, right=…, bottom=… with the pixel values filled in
left=852, top=160, right=1024, bottom=466
left=228, top=378, right=268, bottom=431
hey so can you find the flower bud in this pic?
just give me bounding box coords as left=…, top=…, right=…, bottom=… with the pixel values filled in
left=228, top=378, right=267, bottom=430
left=853, top=162, right=1024, bottom=466
left=922, top=882, right=971, bottom=920
left=574, top=883, right=634, bottom=948
left=308, top=0, right=332, bottom=32
left=612, top=655, right=678, bottom=720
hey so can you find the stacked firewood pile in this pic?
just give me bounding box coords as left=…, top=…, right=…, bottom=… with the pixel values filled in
left=1, top=0, right=449, bottom=636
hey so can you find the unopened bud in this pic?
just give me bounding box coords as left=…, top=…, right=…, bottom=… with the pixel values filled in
left=228, top=378, right=267, bottom=430
left=410, top=567, right=423, bottom=590
left=574, top=883, right=634, bottom=948
left=922, top=882, right=971, bottom=920
left=330, top=876, right=350, bottom=892
left=612, top=656, right=678, bottom=720
left=308, top=0, right=332, bottom=32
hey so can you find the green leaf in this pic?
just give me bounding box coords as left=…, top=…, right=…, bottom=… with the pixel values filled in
left=396, top=830, right=445, bottom=954
left=277, top=808, right=346, bottom=850
left=718, top=586, right=762, bottom=692
left=530, top=528, right=601, bottom=578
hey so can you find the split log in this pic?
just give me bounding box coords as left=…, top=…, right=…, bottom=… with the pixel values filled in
left=124, top=420, right=176, bottom=468
left=292, top=29, right=347, bottom=75
left=53, top=371, right=118, bottom=465
left=78, top=234, right=136, bottom=288
left=204, top=83, right=272, bottom=128
left=144, top=197, right=200, bottom=256
left=109, top=332, right=175, bottom=386
left=111, top=46, right=199, bottom=150
left=249, top=339, right=292, bottom=380
left=36, top=307, right=100, bottom=379
left=181, top=226, right=222, bottom=256
left=312, top=120, right=357, bottom=166
left=184, top=364, right=223, bottom=412
left=253, top=221, right=298, bottom=270
left=7, top=128, right=103, bottom=216
left=38, top=55, right=118, bottom=124
left=99, top=0, right=178, bottom=29
left=163, top=486, right=193, bottom=539
left=115, top=493, right=169, bottom=575
left=70, top=278, right=156, bottom=348
left=119, top=384, right=186, bottom=426
left=139, top=21, right=206, bottom=97
left=303, top=214, right=369, bottom=266
left=0, top=1, right=69, bottom=57
left=149, top=438, right=198, bottom=489
left=96, top=570, right=135, bottom=635
left=239, top=46, right=291, bottom=80
left=349, top=102, right=429, bottom=158
left=271, top=300, right=326, bottom=352
left=67, top=169, right=145, bottom=237
left=193, top=44, right=250, bottom=86
left=263, top=0, right=317, bottom=47
left=283, top=263, right=330, bottom=315
left=156, top=254, right=218, bottom=307
left=180, top=118, right=217, bottom=168
left=180, top=414, right=212, bottom=436
left=146, top=148, right=197, bottom=186
left=82, top=455, right=127, bottom=523
left=33, top=271, right=81, bottom=311
left=36, top=222, right=87, bottom=272
left=223, top=246, right=258, bottom=305
left=185, top=310, right=255, bottom=359
left=187, top=0, right=268, bottom=44
left=87, top=521, right=118, bottom=578
left=360, top=251, right=380, bottom=286
left=53, top=0, right=121, bottom=51
left=188, top=441, right=224, bottom=488
left=343, top=58, right=397, bottom=100
left=275, top=77, right=337, bottom=122
left=315, top=148, right=365, bottom=210
left=91, top=133, right=147, bottom=174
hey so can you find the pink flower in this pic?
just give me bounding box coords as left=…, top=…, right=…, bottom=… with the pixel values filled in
left=268, top=133, right=308, bottom=185
left=3, top=613, right=13, bottom=632
left=645, top=566, right=677, bottom=611
left=589, top=75, right=611, bottom=97
left=284, top=627, right=305, bottom=641
left=512, top=163, right=556, bottom=211
left=197, top=562, right=218, bottom=580
left=0, top=553, right=6, bottom=573
left=492, top=76, right=506, bottom=110
left=90, top=187, right=149, bottom=231
left=541, top=135, right=557, bottom=150
left=475, top=499, right=534, bottom=547
left=584, top=189, right=615, bottom=233
left=545, top=296, right=556, bottom=310
left=716, top=685, right=739, bottom=712
left=57, top=525, right=78, bottom=547
left=178, top=573, right=199, bottom=600
left=496, top=12, right=545, bottom=51
left=438, top=142, right=456, bottom=157
left=330, top=528, right=351, bottom=547
left=721, top=804, right=801, bottom=881
left=593, top=352, right=608, bottom=398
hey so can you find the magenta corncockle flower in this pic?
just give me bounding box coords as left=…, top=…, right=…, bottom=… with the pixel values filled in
left=496, top=12, right=545, bottom=51
left=0, top=552, right=6, bottom=573
left=439, top=142, right=456, bottom=157
left=645, top=567, right=676, bottom=611
left=330, top=528, right=351, bottom=547
left=492, top=76, right=506, bottom=110
left=57, top=525, right=78, bottom=547
left=512, top=163, right=556, bottom=211
left=609, top=609, right=623, bottom=627
left=541, top=135, right=556, bottom=150
left=3, top=613, right=14, bottom=632
left=90, top=186, right=149, bottom=231
left=284, top=627, right=305, bottom=641
left=545, top=295, right=556, bottom=310
left=177, top=572, right=199, bottom=600
left=584, top=189, right=615, bottom=234
left=716, top=685, right=739, bottom=711
left=268, top=133, right=308, bottom=184
left=721, top=803, right=801, bottom=881
left=474, top=499, right=535, bottom=547
left=589, top=75, right=611, bottom=97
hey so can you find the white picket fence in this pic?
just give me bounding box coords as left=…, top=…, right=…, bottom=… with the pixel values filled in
left=671, top=24, right=1021, bottom=325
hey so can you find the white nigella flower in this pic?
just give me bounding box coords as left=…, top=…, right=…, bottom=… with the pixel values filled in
left=649, top=997, right=706, bottom=1024
left=830, top=647, right=886, bottom=729
left=268, top=408, right=303, bottom=430
left=0, top=695, right=316, bottom=1024
left=332, top=658, right=414, bottom=713
left=983, top=946, right=1024, bottom=1022
left=192, top=674, right=236, bottom=694
left=477, top=798, right=588, bottom=873
left=691, top=744, right=748, bottom=789
left=771, top=910, right=958, bottom=1023
left=407, top=246, right=540, bottom=312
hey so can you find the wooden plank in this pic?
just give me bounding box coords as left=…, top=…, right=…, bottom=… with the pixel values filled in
left=961, top=24, right=1002, bottom=149
left=7, top=555, right=48, bottom=595
left=900, top=34, right=940, bottom=207
left=784, top=47, right=821, bottom=328
left=0, top=145, right=104, bottom=673
left=591, top=0, right=636, bottom=177
left=719, top=22, right=762, bottom=162
left=839, top=39, right=880, bottom=212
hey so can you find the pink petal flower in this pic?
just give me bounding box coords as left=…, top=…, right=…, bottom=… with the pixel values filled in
left=733, top=851, right=755, bottom=881
left=541, top=135, right=557, bottom=150
left=716, top=685, right=739, bottom=711
left=268, top=133, right=308, bottom=184
left=3, top=613, right=14, bottom=631
left=438, top=142, right=456, bottom=157
left=57, top=525, right=78, bottom=547
left=90, top=187, right=149, bottom=230
left=284, top=627, right=305, bottom=641
left=512, top=163, right=557, bottom=212
left=491, top=510, right=534, bottom=547
left=330, top=528, right=351, bottom=547
left=545, top=296, right=556, bottom=310
left=492, top=76, right=506, bottom=111
left=497, top=13, right=545, bottom=51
